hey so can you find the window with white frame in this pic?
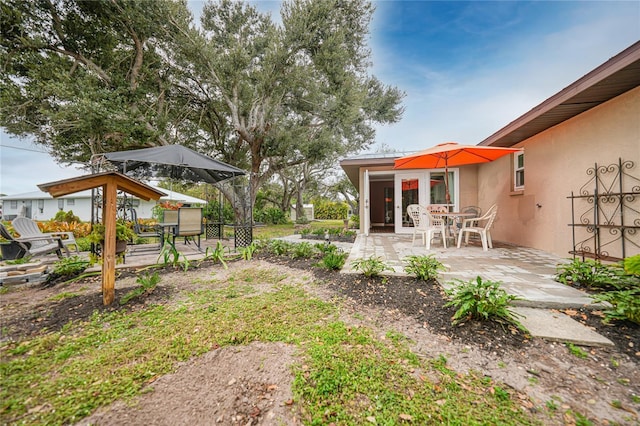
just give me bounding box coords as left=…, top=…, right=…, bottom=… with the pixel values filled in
left=514, top=152, right=524, bottom=191
left=67, top=199, right=75, bottom=206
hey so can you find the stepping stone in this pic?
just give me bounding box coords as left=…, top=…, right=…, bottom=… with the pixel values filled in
left=513, top=307, right=613, bottom=347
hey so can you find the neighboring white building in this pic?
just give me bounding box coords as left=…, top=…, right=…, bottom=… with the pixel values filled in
left=290, top=204, right=315, bottom=222
left=0, top=185, right=206, bottom=222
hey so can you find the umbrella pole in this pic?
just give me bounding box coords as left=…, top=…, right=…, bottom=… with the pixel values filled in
left=444, top=164, right=451, bottom=211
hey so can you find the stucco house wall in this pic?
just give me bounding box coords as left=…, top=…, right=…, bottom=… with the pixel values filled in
left=478, top=85, right=640, bottom=258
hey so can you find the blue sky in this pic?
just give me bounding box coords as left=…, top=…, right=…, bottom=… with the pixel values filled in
left=1, top=0, right=638, bottom=195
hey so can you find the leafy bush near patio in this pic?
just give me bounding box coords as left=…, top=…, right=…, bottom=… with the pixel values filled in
left=265, top=239, right=294, bottom=256
left=444, top=276, right=526, bottom=332
left=403, top=254, right=445, bottom=281
left=254, top=207, right=288, bottom=225
left=556, top=257, right=640, bottom=324
left=555, top=258, right=635, bottom=290
left=351, top=256, right=394, bottom=277
left=624, top=254, right=640, bottom=276
left=318, top=250, right=348, bottom=270
left=291, top=242, right=316, bottom=259
left=593, top=287, right=640, bottom=324
left=52, top=210, right=80, bottom=223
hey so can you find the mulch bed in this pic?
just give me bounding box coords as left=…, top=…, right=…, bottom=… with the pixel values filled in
left=3, top=253, right=639, bottom=362
left=261, top=253, right=639, bottom=359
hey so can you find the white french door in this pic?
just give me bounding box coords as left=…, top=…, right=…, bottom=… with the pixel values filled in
left=394, top=173, right=426, bottom=234
left=364, top=169, right=370, bottom=236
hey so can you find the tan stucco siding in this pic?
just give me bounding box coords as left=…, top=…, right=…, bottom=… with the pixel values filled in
left=478, top=86, right=640, bottom=258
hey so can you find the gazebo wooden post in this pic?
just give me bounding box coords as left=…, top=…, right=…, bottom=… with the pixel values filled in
left=101, top=180, right=118, bottom=305
left=38, top=172, right=165, bottom=306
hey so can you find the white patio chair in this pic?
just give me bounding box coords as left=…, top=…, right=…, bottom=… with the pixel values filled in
left=455, top=205, right=482, bottom=236
left=457, top=204, right=498, bottom=251
left=407, top=205, right=447, bottom=249
left=424, top=209, right=447, bottom=249
left=12, top=217, right=78, bottom=254
left=407, top=204, right=427, bottom=245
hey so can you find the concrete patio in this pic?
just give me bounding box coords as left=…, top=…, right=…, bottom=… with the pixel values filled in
left=336, top=233, right=613, bottom=346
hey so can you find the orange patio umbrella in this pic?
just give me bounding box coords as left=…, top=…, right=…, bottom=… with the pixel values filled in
left=394, top=142, right=522, bottom=206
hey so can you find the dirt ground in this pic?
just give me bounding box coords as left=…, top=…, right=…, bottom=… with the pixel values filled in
left=1, top=255, right=639, bottom=425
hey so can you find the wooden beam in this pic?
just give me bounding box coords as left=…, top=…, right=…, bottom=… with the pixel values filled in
left=102, top=182, right=117, bottom=305
left=38, top=171, right=166, bottom=200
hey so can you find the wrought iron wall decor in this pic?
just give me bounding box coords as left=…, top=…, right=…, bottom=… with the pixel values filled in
left=568, top=158, right=640, bottom=261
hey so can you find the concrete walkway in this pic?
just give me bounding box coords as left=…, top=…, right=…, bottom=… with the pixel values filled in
left=340, top=233, right=613, bottom=347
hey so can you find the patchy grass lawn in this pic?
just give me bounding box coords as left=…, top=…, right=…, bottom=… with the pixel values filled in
left=1, top=266, right=539, bottom=425
left=252, top=219, right=347, bottom=240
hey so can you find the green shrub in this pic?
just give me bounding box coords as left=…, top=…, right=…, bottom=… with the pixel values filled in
left=319, top=250, right=348, bottom=270
left=624, top=254, right=640, bottom=276
left=254, top=207, right=288, bottom=225
left=349, top=214, right=360, bottom=229
left=203, top=199, right=234, bottom=223
left=593, top=287, right=640, bottom=324
left=555, top=259, right=623, bottom=290
left=404, top=255, right=445, bottom=281
left=351, top=256, right=394, bottom=277
left=314, top=243, right=339, bottom=255
left=313, top=199, right=349, bottom=220
left=53, top=210, right=80, bottom=223
left=268, top=239, right=293, bottom=256
left=444, top=276, right=526, bottom=332
left=239, top=242, right=257, bottom=261
left=291, top=242, right=316, bottom=259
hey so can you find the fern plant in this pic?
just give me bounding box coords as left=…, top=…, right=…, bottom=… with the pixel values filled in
left=444, top=276, right=526, bottom=332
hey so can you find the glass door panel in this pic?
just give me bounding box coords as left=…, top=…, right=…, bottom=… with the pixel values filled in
left=428, top=171, right=455, bottom=211
left=395, top=174, right=424, bottom=233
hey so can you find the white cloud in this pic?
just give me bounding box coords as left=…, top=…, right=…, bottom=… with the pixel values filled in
left=371, top=1, right=639, bottom=152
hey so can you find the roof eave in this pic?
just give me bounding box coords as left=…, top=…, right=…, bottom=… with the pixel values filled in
left=480, top=41, right=640, bottom=148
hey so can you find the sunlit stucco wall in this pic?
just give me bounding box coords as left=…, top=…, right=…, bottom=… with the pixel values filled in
left=477, top=86, right=640, bottom=258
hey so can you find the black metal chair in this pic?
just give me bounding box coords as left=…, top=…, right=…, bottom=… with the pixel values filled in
left=129, top=208, right=163, bottom=248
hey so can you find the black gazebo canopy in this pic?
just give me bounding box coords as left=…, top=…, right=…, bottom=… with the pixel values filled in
left=102, top=145, right=245, bottom=184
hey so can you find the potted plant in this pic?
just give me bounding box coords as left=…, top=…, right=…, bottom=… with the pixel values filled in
left=88, top=220, right=136, bottom=254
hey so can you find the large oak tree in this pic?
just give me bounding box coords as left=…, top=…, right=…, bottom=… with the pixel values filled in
left=1, top=0, right=403, bottom=214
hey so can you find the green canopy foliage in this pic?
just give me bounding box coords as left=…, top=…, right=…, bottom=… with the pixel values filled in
left=1, top=0, right=404, bottom=211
